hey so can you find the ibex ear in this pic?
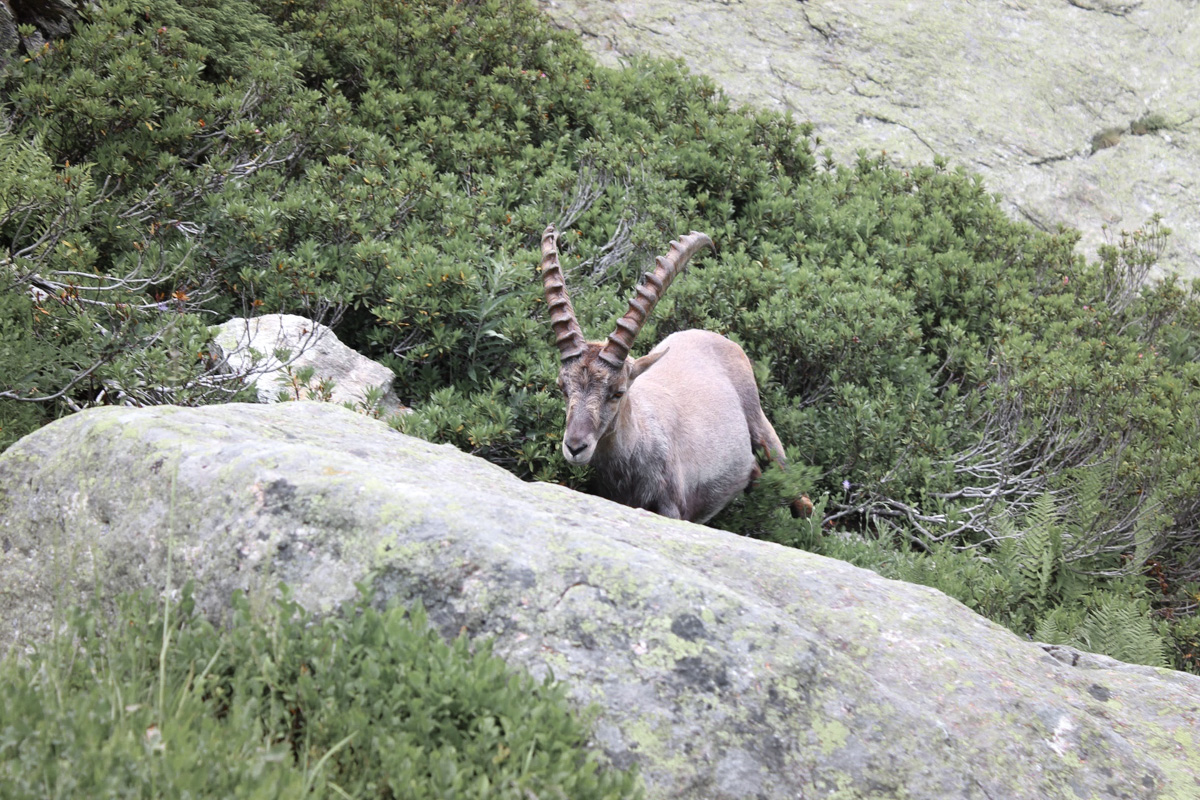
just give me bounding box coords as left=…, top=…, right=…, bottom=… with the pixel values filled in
left=629, top=348, right=668, bottom=382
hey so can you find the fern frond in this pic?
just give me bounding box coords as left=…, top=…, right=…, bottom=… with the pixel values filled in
left=1033, top=606, right=1085, bottom=646
left=1076, top=595, right=1168, bottom=668
left=1132, top=514, right=1164, bottom=570
left=1001, top=492, right=1063, bottom=613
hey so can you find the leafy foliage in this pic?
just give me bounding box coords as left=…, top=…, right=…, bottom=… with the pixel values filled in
left=2, top=0, right=1200, bottom=671
left=0, top=584, right=641, bottom=799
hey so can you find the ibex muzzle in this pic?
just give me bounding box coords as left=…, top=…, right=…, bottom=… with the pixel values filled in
left=541, top=225, right=810, bottom=524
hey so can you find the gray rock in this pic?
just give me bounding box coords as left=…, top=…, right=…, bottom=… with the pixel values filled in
left=538, top=0, right=1200, bottom=281
left=0, top=2, right=18, bottom=63
left=210, top=314, right=406, bottom=418
left=0, top=0, right=80, bottom=67
left=2, top=403, right=1198, bottom=798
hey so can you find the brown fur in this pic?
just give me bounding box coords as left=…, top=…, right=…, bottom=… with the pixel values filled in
left=545, top=225, right=808, bottom=523
left=559, top=331, right=800, bottom=524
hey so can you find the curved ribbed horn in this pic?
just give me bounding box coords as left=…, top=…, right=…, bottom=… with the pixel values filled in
left=598, top=231, right=714, bottom=368
left=540, top=224, right=587, bottom=361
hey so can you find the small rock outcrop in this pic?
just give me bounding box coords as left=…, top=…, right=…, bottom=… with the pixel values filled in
left=2, top=403, right=1198, bottom=798
left=0, top=0, right=79, bottom=66
left=211, top=314, right=406, bottom=417
left=538, top=0, right=1200, bottom=280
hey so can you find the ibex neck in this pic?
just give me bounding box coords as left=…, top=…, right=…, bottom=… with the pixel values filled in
left=596, top=393, right=645, bottom=462
left=592, top=393, right=657, bottom=509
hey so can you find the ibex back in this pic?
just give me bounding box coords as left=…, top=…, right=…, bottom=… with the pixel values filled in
left=541, top=225, right=809, bottom=524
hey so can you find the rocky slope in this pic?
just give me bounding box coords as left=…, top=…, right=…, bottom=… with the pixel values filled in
left=2, top=403, right=1198, bottom=799
left=539, top=0, right=1200, bottom=280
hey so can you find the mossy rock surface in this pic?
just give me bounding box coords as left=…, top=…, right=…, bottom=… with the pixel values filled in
left=2, top=402, right=1199, bottom=798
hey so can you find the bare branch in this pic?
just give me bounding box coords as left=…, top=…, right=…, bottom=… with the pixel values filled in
left=553, top=158, right=610, bottom=233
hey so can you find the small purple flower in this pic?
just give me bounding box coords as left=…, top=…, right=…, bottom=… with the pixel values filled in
left=842, top=479, right=851, bottom=492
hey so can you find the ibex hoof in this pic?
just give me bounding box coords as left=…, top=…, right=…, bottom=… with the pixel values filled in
left=790, top=494, right=815, bottom=519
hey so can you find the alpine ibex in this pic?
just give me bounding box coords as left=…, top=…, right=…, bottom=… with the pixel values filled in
left=541, top=224, right=811, bottom=524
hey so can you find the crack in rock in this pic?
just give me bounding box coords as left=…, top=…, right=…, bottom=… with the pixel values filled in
left=1067, top=0, right=1143, bottom=16
left=859, top=114, right=939, bottom=156
left=1030, top=150, right=1079, bottom=167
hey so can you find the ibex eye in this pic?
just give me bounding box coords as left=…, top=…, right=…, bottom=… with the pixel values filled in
left=611, top=390, right=625, bottom=400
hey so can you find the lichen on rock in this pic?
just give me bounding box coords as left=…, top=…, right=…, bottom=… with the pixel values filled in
left=2, top=403, right=1198, bottom=798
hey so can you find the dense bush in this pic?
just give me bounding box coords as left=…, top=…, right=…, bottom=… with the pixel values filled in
left=2, top=0, right=1198, bottom=671
left=0, top=585, right=641, bottom=799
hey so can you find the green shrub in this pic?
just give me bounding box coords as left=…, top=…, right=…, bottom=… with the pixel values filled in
left=1090, top=126, right=1125, bottom=152
left=0, top=584, right=640, bottom=799
left=1130, top=113, right=1169, bottom=136
left=0, top=0, right=310, bottom=446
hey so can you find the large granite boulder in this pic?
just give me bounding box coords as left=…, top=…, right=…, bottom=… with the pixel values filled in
left=538, top=0, right=1200, bottom=281
left=1, top=403, right=1198, bottom=798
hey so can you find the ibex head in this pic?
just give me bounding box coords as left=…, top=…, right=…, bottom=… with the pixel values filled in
left=540, top=224, right=713, bottom=464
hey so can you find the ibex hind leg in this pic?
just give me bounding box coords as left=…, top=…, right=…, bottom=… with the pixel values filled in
left=743, top=413, right=781, bottom=489
left=748, top=411, right=788, bottom=470
left=732, top=374, right=787, bottom=470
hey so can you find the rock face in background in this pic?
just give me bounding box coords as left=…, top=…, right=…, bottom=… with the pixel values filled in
left=538, top=0, right=1200, bottom=280
left=0, top=0, right=79, bottom=65
left=3, top=403, right=1199, bottom=799
left=0, top=2, right=17, bottom=57
left=211, top=314, right=407, bottom=417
